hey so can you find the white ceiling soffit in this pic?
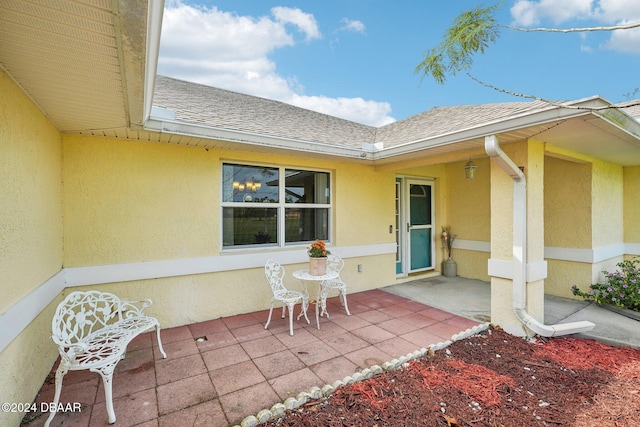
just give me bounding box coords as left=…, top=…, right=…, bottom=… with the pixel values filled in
left=0, top=0, right=160, bottom=132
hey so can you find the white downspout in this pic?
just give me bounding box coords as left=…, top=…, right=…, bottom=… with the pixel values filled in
left=484, top=135, right=595, bottom=337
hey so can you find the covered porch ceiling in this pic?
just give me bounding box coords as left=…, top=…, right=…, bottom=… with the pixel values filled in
left=0, top=0, right=163, bottom=132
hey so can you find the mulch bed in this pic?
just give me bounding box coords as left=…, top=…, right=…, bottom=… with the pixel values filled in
left=264, top=326, right=640, bottom=426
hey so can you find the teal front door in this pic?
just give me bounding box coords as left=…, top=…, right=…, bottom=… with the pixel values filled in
left=408, top=181, right=433, bottom=272
left=396, top=178, right=434, bottom=276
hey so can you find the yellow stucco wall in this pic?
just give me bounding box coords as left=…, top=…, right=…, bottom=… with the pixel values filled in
left=624, top=166, right=640, bottom=244
left=544, top=156, right=592, bottom=248
left=592, top=160, right=624, bottom=247
left=63, top=136, right=397, bottom=264
left=544, top=155, right=592, bottom=297
left=62, top=137, right=218, bottom=264
left=62, top=136, right=397, bottom=325
left=446, top=158, right=491, bottom=242
left=543, top=151, right=625, bottom=297
left=0, top=71, right=63, bottom=426
left=446, top=158, right=491, bottom=280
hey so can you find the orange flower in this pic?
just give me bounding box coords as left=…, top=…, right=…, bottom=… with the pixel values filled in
left=308, top=239, right=330, bottom=257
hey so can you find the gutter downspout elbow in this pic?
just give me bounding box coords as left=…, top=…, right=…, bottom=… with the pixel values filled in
left=484, top=135, right=595, bottom=337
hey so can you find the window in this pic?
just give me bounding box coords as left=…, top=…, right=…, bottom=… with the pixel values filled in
left=222, top=163, right=331, bottom=248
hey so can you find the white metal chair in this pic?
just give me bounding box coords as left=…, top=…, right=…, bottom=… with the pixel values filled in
left=46, top=291, right=166, bottom=426
left=319, top=254, right=351, bottom=318
left=264, top=259, right=310, bottom=335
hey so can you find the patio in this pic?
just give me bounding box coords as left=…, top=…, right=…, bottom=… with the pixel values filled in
left=23, top=287, right=479, bottom=427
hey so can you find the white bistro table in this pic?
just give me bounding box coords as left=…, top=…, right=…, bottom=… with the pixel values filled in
left=292, top=269, right=338, bottom=329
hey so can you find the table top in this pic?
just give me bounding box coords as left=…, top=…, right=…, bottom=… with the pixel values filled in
left=292, top=269, right=338, bottom=281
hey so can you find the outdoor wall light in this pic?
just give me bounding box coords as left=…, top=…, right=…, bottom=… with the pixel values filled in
left=464, top=160, right=477, bottom=180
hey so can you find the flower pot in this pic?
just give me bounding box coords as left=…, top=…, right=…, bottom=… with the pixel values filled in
left=443, top=257, right=457, bottom=277
left=309, top=257, right=327, bottom=276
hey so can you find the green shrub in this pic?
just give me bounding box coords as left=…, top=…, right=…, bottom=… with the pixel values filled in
left=572, top=258, right=640, bottom=312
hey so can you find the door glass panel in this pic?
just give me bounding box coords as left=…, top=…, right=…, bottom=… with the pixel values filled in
left=408, top=183, right=433, bottom=271
left=409, top=185, right=431, bottom=226
left=395, top=179, right=402, bottom=275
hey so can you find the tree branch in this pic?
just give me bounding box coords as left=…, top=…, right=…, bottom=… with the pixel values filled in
left=503, top=21, right=640, bottom=33
left=466, top=73, right=640, bottom=110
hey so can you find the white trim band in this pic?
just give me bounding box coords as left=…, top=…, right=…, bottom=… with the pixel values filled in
left=0, top=243, right=396, bottom=352
left=487, top=259, right=548, bottom=282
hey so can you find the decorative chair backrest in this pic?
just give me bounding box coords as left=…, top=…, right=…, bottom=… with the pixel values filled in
left=52, top=291, right=122, bottom=346
left=326, top=254, right=344, bottom=275
left=265, top=259, right=287, bottom=296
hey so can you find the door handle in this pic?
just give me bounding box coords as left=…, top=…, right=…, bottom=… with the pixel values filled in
left=407, top=222, right=410, bottom=232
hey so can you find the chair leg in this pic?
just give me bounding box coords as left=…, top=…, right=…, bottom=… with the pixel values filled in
left=319, top=286, right=330, bottom=319
left=44, top=364, right=68, bottom=427
left=95, top=364, right=118, bottom=424
left=264, top=301, right=275, bottom=330
left=297, top=290, right=310, bottom=322
left=287, top=303, right=295, bottom=336
left=341, top=290, right=351, bottom=315
left=299, top=298, right=310, bottom=324
left=156, top=325, right=167, bottom=358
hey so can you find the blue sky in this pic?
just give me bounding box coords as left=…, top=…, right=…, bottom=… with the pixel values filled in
left=158, top=1, right=640, bottom=126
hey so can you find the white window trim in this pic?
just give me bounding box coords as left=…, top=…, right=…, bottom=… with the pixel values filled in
left=221, top=162, right=332, bottom=251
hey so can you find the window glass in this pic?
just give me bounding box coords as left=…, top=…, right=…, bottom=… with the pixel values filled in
left=222, top=207, right=278, bottom=247
left=222, top=164, right=278, bottom=203
left=222, top=163, right=331, bottom=249
left=285, top=169, right=330, bottom=204
left=284, top=208, right=329, bottom=242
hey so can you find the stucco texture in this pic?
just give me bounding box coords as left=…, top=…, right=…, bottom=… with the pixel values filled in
left=63, top=138, right=397, bottom=266
left=0, top=71, right=63, bottom=426
left=591, top=160, right=624, bottom=247
left=544, top=156, right=591, bottom=248
left=0, top=72, right=63, bottom=307
left=445, top=158, right=491, bottom=280
left=63, top=136, right=218, bottom=265
left=624, top=166, right=640, bottom=243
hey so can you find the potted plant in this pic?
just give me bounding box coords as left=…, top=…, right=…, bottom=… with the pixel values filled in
left=308, top=239, right=330, bottom=276
left=441, top=226, right=457, bottom=277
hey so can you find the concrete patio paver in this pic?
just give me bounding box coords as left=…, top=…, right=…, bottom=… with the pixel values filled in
left=24, top=286, right=483, bottom=427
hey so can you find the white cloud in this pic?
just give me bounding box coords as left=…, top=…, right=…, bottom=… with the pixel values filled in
left=339, top=18, right=366, bottom=34
left=606, top=22, right=640, bottom=54
left=289, top=95, right=394, bottom=127
left=158, top=1, right=392, bottom=126
left=510, top=0, right=640, bottom=54
left=271, top=6, right=321, bottom=40
left=511, top=0, right=592, bottom=26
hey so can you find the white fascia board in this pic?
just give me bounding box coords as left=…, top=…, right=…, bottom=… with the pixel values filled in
left=594, top=108, right=640, bottom=142
left=142, top=0, right=165, bottom=124
left=145, top=117, right=372, bottom=160
left=374, top=103, right=595, bottom=161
